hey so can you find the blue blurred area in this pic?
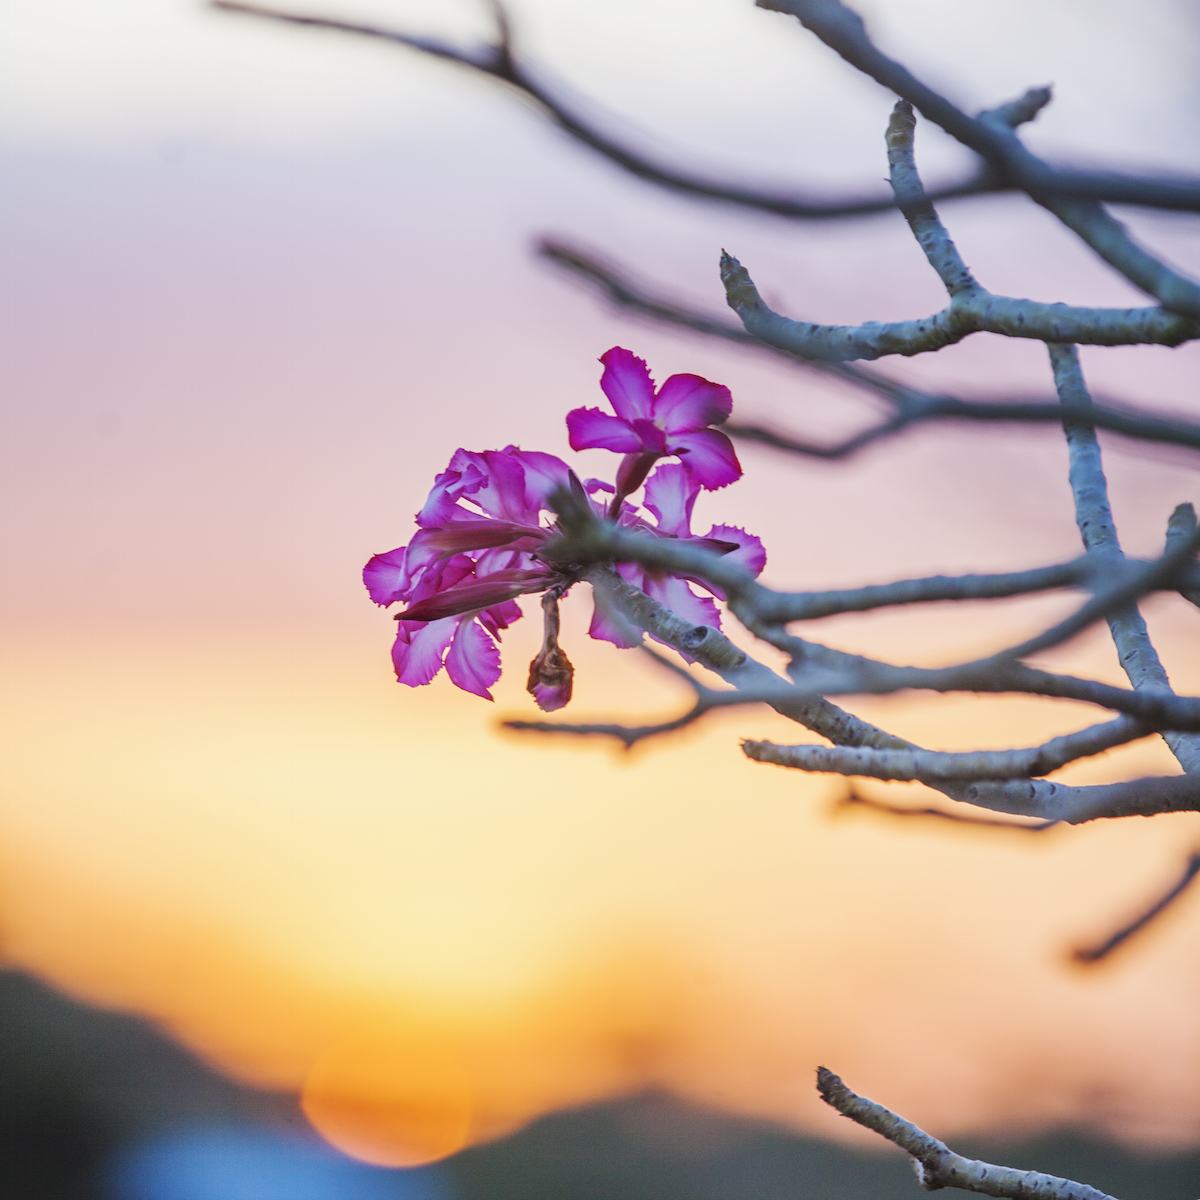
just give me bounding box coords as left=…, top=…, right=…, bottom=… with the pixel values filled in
left=102, top=1126, right=456, bottom=1200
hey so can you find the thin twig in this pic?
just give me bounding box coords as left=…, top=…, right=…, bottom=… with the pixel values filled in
left=760, top=0, right=1200, bottom=319
left=885, top=100, right=979, bottom=298
left=1051, top=343, right=1200, bottom=774
left=816, top=1068, right=1121, bottom=1200
left=744, top=715, right=1147, bottom=783
left=505, top=702, right=708, bottom=749
left=721, top=252, right=1198, bottom=362
left=218, top=0, right=1200, bottom=226
left=1071, top=850, right=1200, bottom=964
left=547, top=496, right=1200, bottom=732
left=836, top=792, right=1059, bottom=831
left=210, top=0, right=997, bottom=219
left=540, top=240, right=1200, bottom=458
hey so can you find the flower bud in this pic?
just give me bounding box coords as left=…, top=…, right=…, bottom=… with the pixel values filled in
left=527, top=593, right=574, bottom=712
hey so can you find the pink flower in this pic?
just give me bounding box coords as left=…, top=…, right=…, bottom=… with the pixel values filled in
left=363, top=446, right=573, bottom=701
left=566, top=348, right=741, bottom=505
left=588, top=464, right=765, bottom=650
left=364, top=359, right=762, bottom=707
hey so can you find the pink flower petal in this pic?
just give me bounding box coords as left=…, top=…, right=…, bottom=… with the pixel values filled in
left=422, top=519, right=546, bottom=556
left=416, top=454, right=487, bottom=527
left=653, top=373, right=732, bottom=433
left=645, top=575, right=722, bottom=633
left=587, top=597, right=641, bottom=649
left=505, top=447, right=573, bottom=510
left=643, top=464, right=698, bottom=537
left=396, top=569, right=552, bottom=621
left=566, top=407, right=641, bottom=452
left=669, top=428, right=742, bottom=490
left=444, top=617, right=502, bottom=699
left=630, top=418, right=668, bottom=454
left=480, top=598, right=523, bottom=636
left=392, top=616, right=458, bottom=687
left=707, top=523, right=766, bottom=578
left=363, top=546, right=411, bottom=606
left=475, top=450, right=531, bottom=522
left=599, top=347, right=656, bottom=421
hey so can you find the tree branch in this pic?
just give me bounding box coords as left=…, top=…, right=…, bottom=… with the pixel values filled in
left=212, top=0, right=1200, bottom=240
left=722, top=253, right=1199, bottom=362
left=816, top=1068, right=1121, bottom=1200
left=835, top=791, right=1058, bottom=832
left=539, top=239, right=1200, bottom=458
left=1051, top=343, right=1200, bottom=774
left=759, top=0, right=1200, bottom=321
left=210, top=0, right=1001, bottom=219
left=1071, top=850, right=1200, bottom=964
left=743, top=715, right=1147, bottom=783
left=886, top=101, right=979, bottom=298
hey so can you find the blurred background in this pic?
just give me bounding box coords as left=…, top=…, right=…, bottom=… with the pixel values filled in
left=2, top=0, right=1200, bottom=1196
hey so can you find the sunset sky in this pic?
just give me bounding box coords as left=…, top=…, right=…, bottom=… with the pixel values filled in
left=3, top=0, right=1200, bottom=1167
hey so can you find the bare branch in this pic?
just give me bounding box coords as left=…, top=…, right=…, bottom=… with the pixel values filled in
left=518, top=551, right=1200, bottom=823
left=540, top=239, right=1200, bottom=458
left=542, top=487, right=1200, bottom=746
left=209, top=0, right=1000, bottom=220
left=960, top=773, right=1200, bottom=824
left=1052, top=344, right=1200, bottom=774
left=1165, top=502, right=1200, bottom=611
left=545, top=494, right=1200, bottom=646
left=743, top=715, right=1147, bottom=783
left=759, top=0, right=1200, bottom=320
left=816, top=1068, right=1121, bottom=1200
left=1071, top=850, right=1200, bottom=964
left=505, top=702, right=708, bottom=749
left=212, top=0, right=1200, bottom=243
left=886, top=101, right=979, bottom=298
left=584, top=564, right=912, bottom=752
left=994, top=522, right=1200, bottom=665
left=835, top=792, right=1058, bottom=831
left=722, top=253, right=1199, bottom=362
left=727, top=398, right=1200, bottom=460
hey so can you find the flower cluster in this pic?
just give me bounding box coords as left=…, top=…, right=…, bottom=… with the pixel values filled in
left=363, top=348, right=764, bottom=710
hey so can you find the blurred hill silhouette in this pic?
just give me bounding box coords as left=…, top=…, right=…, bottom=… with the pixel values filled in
left=2, top=968, right=1197, bottom=1200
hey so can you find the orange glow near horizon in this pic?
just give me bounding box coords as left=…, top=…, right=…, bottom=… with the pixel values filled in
left=3, top=617, right=1200, bottom=1161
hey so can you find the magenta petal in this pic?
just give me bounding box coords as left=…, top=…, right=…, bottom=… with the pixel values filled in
left=422, top=519, right=545, bottom=556
left=630, top=418, right=668, bottom=454
left=506, top=448, right=573, bottom=511
left=480, top=598, right=523, bottom=636
left=363, top=546, right=411, bottom=606
left=397, top=570, right=552, bottom=621
left=643, top=463, right=698, bottom=537
left=416, top=456, right=487, bottom=527
left=646, top=575, right=722, bottom=632
left=476, top=450, right=530, bottom=522
left=445, top=617, right=502, bottom=700
left=587, top=598, right=641, bottom=649
left=567, top=407, right=642, bottom=452
left=393, top=616, right=458, bottom=687
left=707, top=523, right=766, bottom=578
left=669, top=428, right=742, bottom=490
left=599, top=347, right=656, bottom=421
left=653, top=373, right=732, bottom=433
